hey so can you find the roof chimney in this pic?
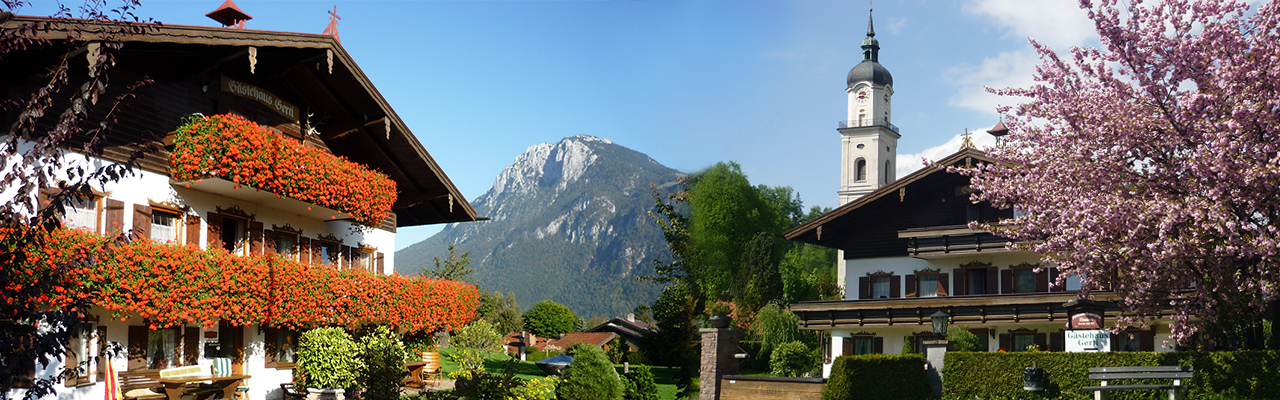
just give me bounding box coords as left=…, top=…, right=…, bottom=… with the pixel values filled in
left=206, top=0, right=252, bottom=29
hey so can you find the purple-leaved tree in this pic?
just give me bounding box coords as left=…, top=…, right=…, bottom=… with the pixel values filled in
left=964, top=0, right=1280, bottom=349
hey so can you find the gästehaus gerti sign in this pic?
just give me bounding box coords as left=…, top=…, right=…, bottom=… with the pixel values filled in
left=1065, top=330, right=1110, bottom=352
left=221, top=76, right=299, bottom=122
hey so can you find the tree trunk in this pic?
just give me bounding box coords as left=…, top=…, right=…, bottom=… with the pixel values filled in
left=1270, top=299, right=1280, bottom=350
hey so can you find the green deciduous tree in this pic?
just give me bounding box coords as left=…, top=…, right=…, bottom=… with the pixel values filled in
left=523, top=301, right=577, bottom=338
left=426, top=244, right=473, bottom=283
left=480, top=291, right=524, bottom=335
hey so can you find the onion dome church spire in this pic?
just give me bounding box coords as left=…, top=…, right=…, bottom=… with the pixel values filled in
left=838, top=8, right=898, bottom=205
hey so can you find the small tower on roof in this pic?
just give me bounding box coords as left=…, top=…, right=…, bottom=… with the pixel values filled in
left=838, top=8, right=898, bottom=205
left=206, top=0, right=252, bottom=29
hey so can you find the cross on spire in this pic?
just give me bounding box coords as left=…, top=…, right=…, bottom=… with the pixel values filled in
left=960, top=129, right=975, bottom=149
left=322, top=5, right=342, bottom=44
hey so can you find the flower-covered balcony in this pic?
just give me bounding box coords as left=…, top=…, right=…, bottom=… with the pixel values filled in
left=22, top=227, right=478, bottom=331
left=169, top=114, right=397, bottom=227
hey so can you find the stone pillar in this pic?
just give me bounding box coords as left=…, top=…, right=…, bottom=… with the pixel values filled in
left=922, top=339, right=949, bottom=399
left=699, top=328, right=743, bottom=400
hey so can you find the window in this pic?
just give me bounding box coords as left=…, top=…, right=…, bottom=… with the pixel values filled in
left=1013, top=334, right=1036, bottom=352
left=151, top=211, right=179, bottom=243
left=64, top=196, right=99, bottom=232
left=918, top=275, right=938, bottom=297
left=872, top=276, right=890, bottom=298
left=884, top=160, right=891, bottom=184
left=1014, top=269, right=1037, bottom=293
left=273, top=233, right=296, bottom=259
left=1114, top=332, right=1142, bottom=352
left=358, top=250, right=373, bottom=272
left=319, top=243, right=338, bottom=266
left=967, top=269, right=988, bottom=295
left=850, top=337, right=874, bottom=355
left=220, top=217, right=245, bottom=253
left=147, top=329, right=176, bottom=369
left=65, top=322, right=98, bottom=386
left=855, top=159, right=867, bottom=182
left=1065, top=274, right=1083, bottom=291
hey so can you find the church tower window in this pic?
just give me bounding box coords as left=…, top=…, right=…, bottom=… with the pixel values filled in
left=855, top=159, right=867, bottom=182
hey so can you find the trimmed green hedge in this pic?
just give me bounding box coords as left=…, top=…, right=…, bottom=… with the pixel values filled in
left=824, top=354, right=932, bottom=400
left=943, top=351, right=1280, bottom=400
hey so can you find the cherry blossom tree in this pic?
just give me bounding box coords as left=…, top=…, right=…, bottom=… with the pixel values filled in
left=965, top=0, right=1280, bottom=348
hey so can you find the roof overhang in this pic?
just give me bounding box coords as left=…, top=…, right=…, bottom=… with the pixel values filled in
left=3, top=16, right=480, bottom=227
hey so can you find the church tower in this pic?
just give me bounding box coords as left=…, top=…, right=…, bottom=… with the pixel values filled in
left=838, top=10, right=898, bottom=205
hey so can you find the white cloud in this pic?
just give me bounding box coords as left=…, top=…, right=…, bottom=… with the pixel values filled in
left=896, top=129, right=1000, bottom=178
left=883, top=17, right=908, bottom=35
left=962, top=0, right=1096, bottom=50
left=945, top=50, right=1039, bottom=116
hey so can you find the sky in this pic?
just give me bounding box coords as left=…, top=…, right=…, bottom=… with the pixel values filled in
left=12, top=0, right=1111, bottom=250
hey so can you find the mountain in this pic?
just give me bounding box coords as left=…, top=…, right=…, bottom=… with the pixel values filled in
left=395, top=135, right=683, bottom=318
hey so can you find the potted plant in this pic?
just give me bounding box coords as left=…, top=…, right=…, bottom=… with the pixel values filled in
left=706, top=302, right=733, bottom=328
left=296, top=327, right=365, bottom=400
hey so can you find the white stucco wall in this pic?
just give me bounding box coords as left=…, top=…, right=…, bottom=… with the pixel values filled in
left=3, top=144, right=400, bottom=400
left=843, top=252, right=1044, bottom=300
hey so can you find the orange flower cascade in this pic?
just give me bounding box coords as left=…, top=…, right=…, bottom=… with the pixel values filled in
left=169, top=114, right=397, bottom=227
left=16, top=229, right=478, bottom=331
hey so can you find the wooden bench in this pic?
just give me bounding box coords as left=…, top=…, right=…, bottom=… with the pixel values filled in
left=119, top=370, right=165, bottom=400
left=1082, top=366, right=1193, bottom=400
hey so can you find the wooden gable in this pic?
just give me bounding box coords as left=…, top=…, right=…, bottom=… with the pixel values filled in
left=783, top=148, right=1012, bottom=259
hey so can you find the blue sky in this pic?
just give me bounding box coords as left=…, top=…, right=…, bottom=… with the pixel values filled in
left=13, top=0, right=1107, bottom=250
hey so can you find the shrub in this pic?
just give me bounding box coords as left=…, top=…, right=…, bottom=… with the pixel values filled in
left=359, top=326, right=407, bottom=400
left=556, top=345, right=623, bottom=400
left=454, top=319, right=504, bottom=352
left=514, top=376, right=561, bottom=400
left=769, top=341, right=816, bottom=377
left=823, top=354, right=931, bottom=400
left=943, top=351, right=1280, bottom=399
left=453, top=366, right=525, bottom=400
left=620, top=365, right=658, bottom=400
left=902, top=336, right=917, bottom=354
left=296, top=327, right=364, bottom=390
left=607, top=336, right=628, bottom=364
left=946, top=325, right=982, bottom=352
left=753, top=302, right=810, bottom=362
left=444, top=347, right=488, bottom=378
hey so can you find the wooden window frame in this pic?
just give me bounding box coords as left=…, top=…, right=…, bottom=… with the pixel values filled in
left=311, top=237, right=341, bottom=268
left=953, top=261, right=997, bottom=296
left=267, top=230, right=300, bottom=262
left=1006, top=262, right=1048, bottom=294
left=147, top=207, right=184, bottom=243
left=906, top=268, right=948, bottom=298
left=64, top=319, right=99, bottom=387
left=999, top=328, right=1046, bottom=353
left=841, top=332, right=883, bottom=355
left=263, top=327, right=299, bottom=370
left=858, top=272, right=900, bottom=299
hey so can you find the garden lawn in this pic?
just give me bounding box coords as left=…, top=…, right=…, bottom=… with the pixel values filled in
left=436, top=348, right=680, bottom=398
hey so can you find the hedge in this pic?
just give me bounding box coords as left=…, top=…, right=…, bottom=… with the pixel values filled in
left=942, top=351, right=1280, bottom=400
left=823, top=354, right=932, bottom=400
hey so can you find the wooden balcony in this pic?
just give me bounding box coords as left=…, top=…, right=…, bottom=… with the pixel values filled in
left=898, top=224, right=1013, bottom=259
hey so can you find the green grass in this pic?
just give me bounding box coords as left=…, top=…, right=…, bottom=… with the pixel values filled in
left=435, top=348, right=683, bottom=399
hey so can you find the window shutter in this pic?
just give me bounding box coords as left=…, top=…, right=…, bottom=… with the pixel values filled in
left=264, top=327, right=278, bottom=368
left=953, top=269, right=967, bottom=295
left=1050, top=331, right=1065, bottom=352
left=299, top=237, right=312, bottom=264
left=186, top=215, right=201, bottom=246
left=998, top=334, right=1011, bottom=352
left=858, top=277, right=870, bottom=299
left=207, top=212, right=223, bottom=250
left=312, top=240, right=324, bottom=265
left=133, top=204, right=152, bottom=239
left=822, top=334, right=831, bottom=362
left=376, top=252, right=385, bottom=275
left=1000, top=269, right=1013, bottom=294
left=183, top=327, right=198, bottom=366
left=872, top=337, right=884, bottom=354
left=841, top=337, right=852, bottom=356
left=341, top=245, right=352, bottom=269
left=986, top=267, right=999, bottom=295
left=249, top=221, right=264, bottom=255
left=127, top=325, right=147, bottom=370
left=1140, top=330, right=1155, bottom=352
left=96, top=326, right=108, bottom=380
left=937, top=273, right=949, bottom=296
left=231, top=325, right=244, bottom=374
left=1035, top=333, right=1048, bottom=349
left=105, top=199, right=125, bottom=235
left=65, top=332, right=80, bottom=386
left=889, top=275, right=901, bottom=298
left=264, top=231, right=278, bottom=254
left=1035, top=268, right=1049, bottom=292
left=905, top=274, right=917, bottom=297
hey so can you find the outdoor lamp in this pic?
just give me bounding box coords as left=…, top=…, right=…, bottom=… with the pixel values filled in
left=930, top=310, right=950, bottom=340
